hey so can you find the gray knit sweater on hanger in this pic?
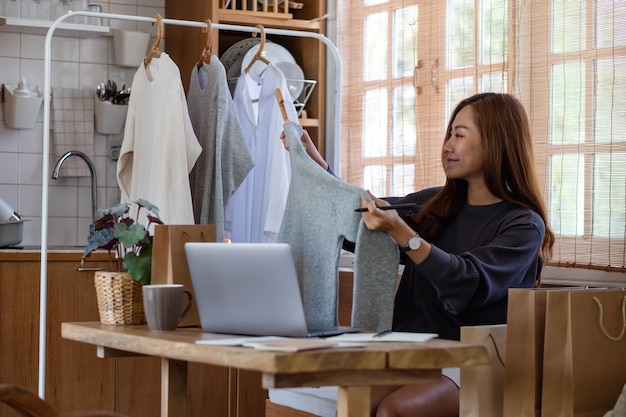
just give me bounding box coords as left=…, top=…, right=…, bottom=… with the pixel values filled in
left=278, top=121, right=399, bottom=331
left=187, top=56, right=254, bottom=243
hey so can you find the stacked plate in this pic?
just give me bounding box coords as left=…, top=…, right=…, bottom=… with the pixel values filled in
left=275, top=61, right=305, bottom=100
left=220, top=38, right=306, bottom=100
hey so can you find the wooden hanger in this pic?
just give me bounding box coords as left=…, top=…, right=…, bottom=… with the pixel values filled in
left=275, top=88, right=289, bottom=121
left=244, top=24, right=270, bottom=74
left=197, top=19, right=213, bottom=68
left=143, top=13, right=163, bottom=67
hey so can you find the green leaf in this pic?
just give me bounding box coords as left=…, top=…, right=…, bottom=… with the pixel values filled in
left=123, top=245, right=152, bottom=285
left=114, top=222, right=146, bottom=248
left=136, top=198, right=161, bottom=218
left=83, top=228, right=115, bottom=259
left=99, top=202, right=130, bottom=217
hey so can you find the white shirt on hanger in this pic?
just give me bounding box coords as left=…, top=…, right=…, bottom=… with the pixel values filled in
left=117, top=53, right=202, bottom=225
left=225, top=62, right=298, bottom=243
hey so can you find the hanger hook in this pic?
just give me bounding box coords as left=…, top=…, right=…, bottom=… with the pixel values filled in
left=152, top=13, right=163, bottom=46
left=245, top=24, right=269, bottom=74
left=144, top=13, right=163, bottom=67
left=198, top=19, right=214, bottom=68
left=254, top=24, right=266, bottom=49
left=204, top=19, right=213, bottom=52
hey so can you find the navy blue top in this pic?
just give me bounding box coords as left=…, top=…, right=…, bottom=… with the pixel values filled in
left=389, top=187, right=545, bottom=340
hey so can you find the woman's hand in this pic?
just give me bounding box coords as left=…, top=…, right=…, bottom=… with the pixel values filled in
left=280, top=129, right=328, bottom=171
left=360, top=191, right=431, bottom=263
left=359, top=191, right=401, bottom=232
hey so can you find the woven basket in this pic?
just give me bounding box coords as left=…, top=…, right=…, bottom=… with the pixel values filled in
left=94, top=271, right=146, bottom=325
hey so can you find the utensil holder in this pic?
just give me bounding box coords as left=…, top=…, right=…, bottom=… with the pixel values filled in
left=112, top=29, right=151, bottom=68
left=3, top=85, right=43, bottom=130
left=94, top=95, right=128, bottom=135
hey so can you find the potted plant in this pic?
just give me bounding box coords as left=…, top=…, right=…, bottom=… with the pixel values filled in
left=82, top=198, right=163, bottom=325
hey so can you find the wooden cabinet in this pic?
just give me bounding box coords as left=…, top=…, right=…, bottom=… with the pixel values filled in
left=165, top=0, right=327, bottom=155
left=0, top=249, right=295, bottom=417
left=0, top=252, right=43, bottom=401
left=0, top=256, right=353, bottom=417
left=0, top=251, right=161, bottom=417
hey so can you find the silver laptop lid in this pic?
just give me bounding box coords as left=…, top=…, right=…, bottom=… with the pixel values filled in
left=184, top=242, right=310, bottom=337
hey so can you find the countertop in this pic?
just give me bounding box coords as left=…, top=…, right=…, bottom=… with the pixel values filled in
left=0, top=247, right=110, bottom=262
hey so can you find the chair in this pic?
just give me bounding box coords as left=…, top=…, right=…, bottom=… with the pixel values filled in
left=0, top=384, right=127, bottom=417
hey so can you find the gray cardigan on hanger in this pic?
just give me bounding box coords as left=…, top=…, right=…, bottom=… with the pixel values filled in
left=278, top=121, right=399, bottom=332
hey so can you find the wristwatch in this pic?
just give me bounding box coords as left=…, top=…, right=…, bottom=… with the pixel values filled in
left=399, top=233, right=422, bottom=252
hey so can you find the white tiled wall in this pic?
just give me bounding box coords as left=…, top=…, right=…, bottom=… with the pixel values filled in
left=0, top=0, right=164, bottom=247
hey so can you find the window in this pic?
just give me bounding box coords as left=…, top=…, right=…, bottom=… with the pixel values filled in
left=336, top=0, right=626, bottom=274
left=516, top=0, right=626, bottom=270
left=337, top=0, right=508, bottom=192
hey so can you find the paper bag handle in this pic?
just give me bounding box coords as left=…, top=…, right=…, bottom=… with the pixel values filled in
left=488, top=333, right=506, bottom=367
left=593, top=295, right=626, bottom=341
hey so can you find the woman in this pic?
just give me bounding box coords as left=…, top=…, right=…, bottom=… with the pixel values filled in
left=285, top=92, right=553, bottom=417
left=358, top=92, right=554, bottom=417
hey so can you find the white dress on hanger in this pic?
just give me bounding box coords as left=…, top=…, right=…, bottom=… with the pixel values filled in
left=225, top=62, right=298, bottom=243
left=117, top=53, right=202, bottom=225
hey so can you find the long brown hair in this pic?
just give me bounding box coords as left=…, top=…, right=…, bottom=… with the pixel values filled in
left=414, top=93, right=554, bottom=261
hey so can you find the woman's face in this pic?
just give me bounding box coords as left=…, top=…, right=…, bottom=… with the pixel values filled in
left=443, top=105, right=485, bottom=183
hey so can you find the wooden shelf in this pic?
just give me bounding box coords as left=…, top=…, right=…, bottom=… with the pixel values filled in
left=165, top=0, right=326, bottom=151
left=0, top=16, right=110, bottom=37
left=299, top=118, right=319, bottom=127
left=216, top=11, right=320, bottom=30
left=218, top=7, right=293, bottom=20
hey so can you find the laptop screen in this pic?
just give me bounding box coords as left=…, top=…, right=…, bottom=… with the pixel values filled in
left=184, top=242, right=312, bottom=337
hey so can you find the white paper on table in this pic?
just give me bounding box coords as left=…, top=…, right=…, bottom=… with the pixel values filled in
left=195, top=336, right=288, bottom=346
left=325, top=332, right=438, bottom=343
left=195, top=336, right=365, bottom=350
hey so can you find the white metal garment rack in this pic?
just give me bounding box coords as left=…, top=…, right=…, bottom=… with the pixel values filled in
left=39, top=10, right=342, bottom=398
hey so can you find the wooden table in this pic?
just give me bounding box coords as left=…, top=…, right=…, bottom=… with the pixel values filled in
left=62, top=322, right=489, bottom=417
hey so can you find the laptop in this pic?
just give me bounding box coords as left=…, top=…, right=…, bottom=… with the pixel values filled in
left=184, top=242, right=361, bottom=337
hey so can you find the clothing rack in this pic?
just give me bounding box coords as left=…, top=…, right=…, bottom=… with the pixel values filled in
left=39, top=10, right=342, bottom=398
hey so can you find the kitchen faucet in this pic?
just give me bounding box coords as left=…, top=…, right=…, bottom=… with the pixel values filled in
left=51, top=150, right=98, bottom=237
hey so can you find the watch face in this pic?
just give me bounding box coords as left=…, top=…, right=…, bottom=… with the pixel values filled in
left=408, top=235, right=421, bottom=250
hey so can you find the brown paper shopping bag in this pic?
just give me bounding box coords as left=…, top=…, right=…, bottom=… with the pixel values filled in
left=503, top=288, right=551, bottom=417
left=503, top=287, right=591, bottom=417
left=460, top=324, right=507, bottom=417
left=541, top=289, right=626, bottom=417
left=151, top=224, right=216, bottom=327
